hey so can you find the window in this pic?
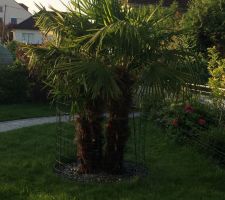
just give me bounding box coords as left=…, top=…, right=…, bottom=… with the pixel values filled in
left=22, top=33, right=34, bottom=44
left=0, top=7, right=3, bottom=13
left=11, top=18, right=17, bottom=24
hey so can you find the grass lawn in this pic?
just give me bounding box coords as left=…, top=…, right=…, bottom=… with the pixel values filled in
left=1, top=123, right=225, bottom=200
left=0, top=104, right=55, bottom=122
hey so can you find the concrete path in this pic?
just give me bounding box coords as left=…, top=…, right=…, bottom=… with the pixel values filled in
left=0, top=115, right=70, bottom=133
left=0, top=113, right=141, bottom=133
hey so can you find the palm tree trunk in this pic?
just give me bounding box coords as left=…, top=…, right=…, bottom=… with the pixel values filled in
left=75, top=100, right=104, bottom=174
left=76, top=115, right=92, bottom=174
left=104, top=70, right=133, bottom=174
left=86, top=100, right=104, bottom=172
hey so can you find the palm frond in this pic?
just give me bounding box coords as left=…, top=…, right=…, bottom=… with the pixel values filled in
left=56, top=59, right=121, bottom=100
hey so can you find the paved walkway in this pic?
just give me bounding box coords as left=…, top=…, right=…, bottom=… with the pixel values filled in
left=0, top=113, right=140, bottom=133
left=1, top=98, right=215, bottom=133
left=0, top=115, right=70, bottom=133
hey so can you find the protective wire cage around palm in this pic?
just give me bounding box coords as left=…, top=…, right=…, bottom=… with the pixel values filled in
left=54, top=101, right=149, bottom=180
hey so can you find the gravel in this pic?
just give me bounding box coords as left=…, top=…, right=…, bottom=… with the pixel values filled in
left=54, top=161, right=148, bottom=183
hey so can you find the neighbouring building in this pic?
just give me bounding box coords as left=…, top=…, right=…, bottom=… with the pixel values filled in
left=0, top=0, right=32, bottom=42
left=10, top=16, right=43, bottom=44
left=0, top=0, right=44, bottom=44
left=0, top=0, right=31, bottom=25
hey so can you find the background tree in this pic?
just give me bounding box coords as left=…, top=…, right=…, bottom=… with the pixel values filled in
left=181, top=0, right=225, bottom=55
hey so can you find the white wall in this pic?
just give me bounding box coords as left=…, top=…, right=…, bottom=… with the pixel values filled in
left=0, top=0, right=31, bottom=25
left=12, top=29, right=43, bottom=44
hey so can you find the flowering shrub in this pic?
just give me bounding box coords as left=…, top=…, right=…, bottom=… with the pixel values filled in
left=153, top=102, right=216, bottom=141
left=198, top=118, right=206, bottom=126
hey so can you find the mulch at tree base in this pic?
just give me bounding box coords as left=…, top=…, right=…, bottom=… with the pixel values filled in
left=54, top=161, right=148, bottom=183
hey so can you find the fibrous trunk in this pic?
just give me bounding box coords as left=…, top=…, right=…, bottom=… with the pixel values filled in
left=76, top=100, right=103, bottom=174
left=104, top=70, right=133, bottom=174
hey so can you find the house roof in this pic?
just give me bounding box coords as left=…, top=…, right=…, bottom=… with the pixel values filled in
left=10, top=10, right=67, bottom=31
left=11, top=16, right=38, bottom=30
left=12, top=0, right=32, bottom=15
left=128, top=0, right=189, bottom=8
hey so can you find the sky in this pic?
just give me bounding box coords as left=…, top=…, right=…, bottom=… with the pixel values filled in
left=16, top=0, right=70, bottom=13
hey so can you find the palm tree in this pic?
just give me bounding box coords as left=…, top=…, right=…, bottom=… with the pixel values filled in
left=27, top=0, right=198, bottom=174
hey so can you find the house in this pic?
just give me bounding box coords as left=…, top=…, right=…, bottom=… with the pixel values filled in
left=10, top=16, right=43, bottom=44
left=0, top=1, right=45, bottom=44
left=0, top=0, right=32, bottom=42
left=0, top=0, right=31, bottom=25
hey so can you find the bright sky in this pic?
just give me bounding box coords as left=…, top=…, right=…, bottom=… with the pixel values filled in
left=16, top=0, right=70, bottom=13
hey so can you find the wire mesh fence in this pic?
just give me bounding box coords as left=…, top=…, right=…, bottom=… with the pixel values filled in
left=53, top=90, right=225, bottom=182
left=54, top=101, right=149, bottom=180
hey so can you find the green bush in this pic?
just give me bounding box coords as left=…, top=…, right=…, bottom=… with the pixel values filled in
left=0, top=62, right=29, bottom=104
left=1, top=42, right=49, bottom=104
left=0, top=61, right=49, bottom=104
left=181, top=0, right=225, bottom=54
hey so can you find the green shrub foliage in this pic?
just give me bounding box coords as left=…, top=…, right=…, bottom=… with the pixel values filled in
left=182, top=0, right=225, bottom=54
left=0, top=62, right=29, bottom=103
left=0, top=61, right=48, bottom=104
left=208, top=47, right=225, bottom=124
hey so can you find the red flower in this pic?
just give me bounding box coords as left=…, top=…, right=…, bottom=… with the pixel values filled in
left=184, top=104, right=194, bottom=113
left=171, top=119, right=178, bottom=127
left=198, top=118, right=206, bottom=126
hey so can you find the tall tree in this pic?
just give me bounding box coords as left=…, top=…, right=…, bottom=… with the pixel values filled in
left=27, top=0, right=198, bottom=174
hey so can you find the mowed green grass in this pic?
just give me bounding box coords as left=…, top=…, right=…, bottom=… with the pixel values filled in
left=0, top=104, right=55, bottom=122
left=1, top=123, right=225, bottom=200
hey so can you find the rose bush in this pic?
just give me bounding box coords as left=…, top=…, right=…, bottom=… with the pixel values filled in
left=152, top=102, right=216, bottom=142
